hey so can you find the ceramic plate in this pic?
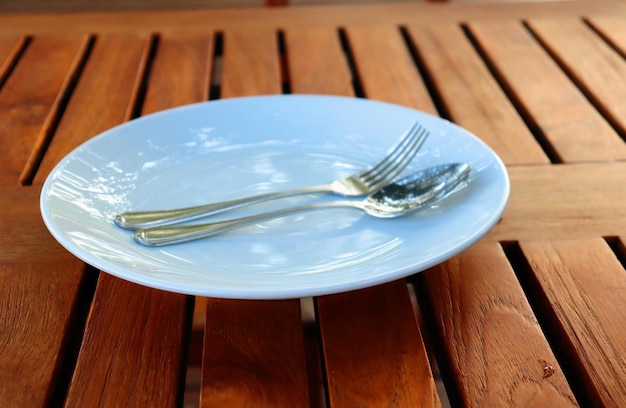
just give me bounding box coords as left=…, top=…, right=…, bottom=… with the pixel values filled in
left=40, top=95, right=509, bottom=299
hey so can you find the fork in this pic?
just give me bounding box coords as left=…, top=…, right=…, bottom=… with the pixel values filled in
left=114, top=121, right=429, bottom=230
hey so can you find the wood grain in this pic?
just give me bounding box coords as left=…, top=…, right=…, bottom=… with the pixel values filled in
left=344, top=25, right=437, bottom=113
left=520, top=238, right=626, bottom=406
left=141, top=31, right=212, bottom=114
left=317, top=281, right=442, bottom=407
left=201, top=299, right=310, bottom=407
left=527, top=18, right=626, bottom=137
left=468, top=20, right=626, bottom=163
left=407, top=23, right=550, bottom=165
left=0, top=260, right=86, bottom=407
left=221, top=28, right=282, bottom=97
left=0, top=35, right=89, bottom=185
left=419, top=242, right=578, bottom=407
left=0, top=185, right=80, bottom=263
left=487, top=162, right=626, bottom=242
left=64, top=277, right=190, bottom=407
left=33, top=33, right=151, bottom=184
left=286, top=27, right=354, bottom=96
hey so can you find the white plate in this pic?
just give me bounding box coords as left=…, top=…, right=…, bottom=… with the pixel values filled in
left=40, top=95, right=509, bottom=299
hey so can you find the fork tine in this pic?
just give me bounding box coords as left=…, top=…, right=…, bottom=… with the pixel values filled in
left=365, top=127, right=427, bottom=189
left=361, top=122, right=428, bottom=188
left=360, top=122, right=421, bottom=179
left=366, top=127, right=428, bottom=190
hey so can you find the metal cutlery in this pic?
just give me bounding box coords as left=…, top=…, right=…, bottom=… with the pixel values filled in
left=134, top=163, right=471, bottom=246
left=115, top=121, right=429, bottom=230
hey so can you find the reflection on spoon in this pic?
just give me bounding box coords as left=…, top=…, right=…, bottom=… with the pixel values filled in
left=134, top=163, right=471, bottom=246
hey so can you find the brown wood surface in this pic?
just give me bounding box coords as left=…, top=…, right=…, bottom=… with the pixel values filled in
left=201, top=299, right=310, bottom=406
left=222, top=28, right=282, bottom=97
left=65, top=277, right=191, bottom=407
left=407, top=23, right=550, bottom=165
left=0, top=35, right=24, bottom=90
left=419, top=242, right=578, bottom=407
left=488, top=162, right=626, bottom=242
left=317, top=281, right=441, bottom=407
left=0, top=2, right=625, bottom=407
left=33, top=33, right=151, bottom=184
left=520, top=238, right=626, bottom=406
left=0, top=35, right=88, bottom=185
left=345, top=26, right=436, bottom=113
left=589, top=15, right=626, bottom=56
left=468, top=20, right=626, bottom=163
left=0, top=260, right=86, bottom=407
left=527, top=18, right=626, bottom=138
left=141, top=31, right=213, bottom=114
left=286, top=28, right=354, bottom=96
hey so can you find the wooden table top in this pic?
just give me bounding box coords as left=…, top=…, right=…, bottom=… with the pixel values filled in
left=1, top=1, right=626, bottom=407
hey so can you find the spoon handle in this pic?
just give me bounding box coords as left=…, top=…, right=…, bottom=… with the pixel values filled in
left=134, top=201, right=358, bottom=246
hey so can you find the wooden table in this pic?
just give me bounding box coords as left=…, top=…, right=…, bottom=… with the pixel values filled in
left=1, top=1, right=626, bottom=406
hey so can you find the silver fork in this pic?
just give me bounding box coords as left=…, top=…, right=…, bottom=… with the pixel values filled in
left=115, top=121, right=429, bottom=230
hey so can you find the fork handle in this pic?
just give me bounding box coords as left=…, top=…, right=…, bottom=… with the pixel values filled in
left=133, top=200, right=357, bottom=246
left=114, top=184, right=331, bottom=230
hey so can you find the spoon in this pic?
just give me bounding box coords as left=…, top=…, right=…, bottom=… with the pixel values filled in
left=134, top=163, right=471, bottom=246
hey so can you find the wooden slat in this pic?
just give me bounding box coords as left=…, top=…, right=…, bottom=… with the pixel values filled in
left=528, top=18, right=626, bottom=137
left=468, top=20, right=626, bottom=163
left=141, top=31, right=212, bottom=114
left=200, top=28, right=309, bottom=407
left=64, top=32, right=212, bottom=407
left=419, top=242, right=578, bottom=407
left=201, top=299, right=310, bottom=406
left=520, top=238, right=626, bottom=406
left=221, top=28, right=282, bottom=97
left=0, top=259, right=86, bottom=407
left=317, top=281, right=442, bottom=407
left=488, top=162, right=626, bottom=242
left=0, top=185, right=78, bottom=263
left=33, top=33, right=151, bottom=184
left=407, top=23, right=550, bottom=165
left=0, top=35, right=89, bottom=185
left=344, top=26, right=437, bottom=113
left=64, top=278, right=190, bottom=407
left=286, top=28, right=354, bottom=96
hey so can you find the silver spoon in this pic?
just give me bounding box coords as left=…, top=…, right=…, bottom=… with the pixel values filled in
left=134, top=163, right=471, bottom=246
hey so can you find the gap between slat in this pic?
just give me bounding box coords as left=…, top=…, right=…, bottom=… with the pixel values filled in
left=45, top=265, right=100, bottom=407
left=399, top=26, right=452, bottom=121
left=0, top=36, right=30, bottom=91
left=209, top=31, right=223, bottom=100
left=461, top=23, right=562, bottom=164
left=20, top=35, right=95, bottom=186
left=502, top=241, right=587, bottom=407
left=277, top=30, right=292, bottom=94
left=337, top=27, right=365, bottom=98
left=523, top=19, right=626, bottom=143
left=128, top=34, right=160, bottom=120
